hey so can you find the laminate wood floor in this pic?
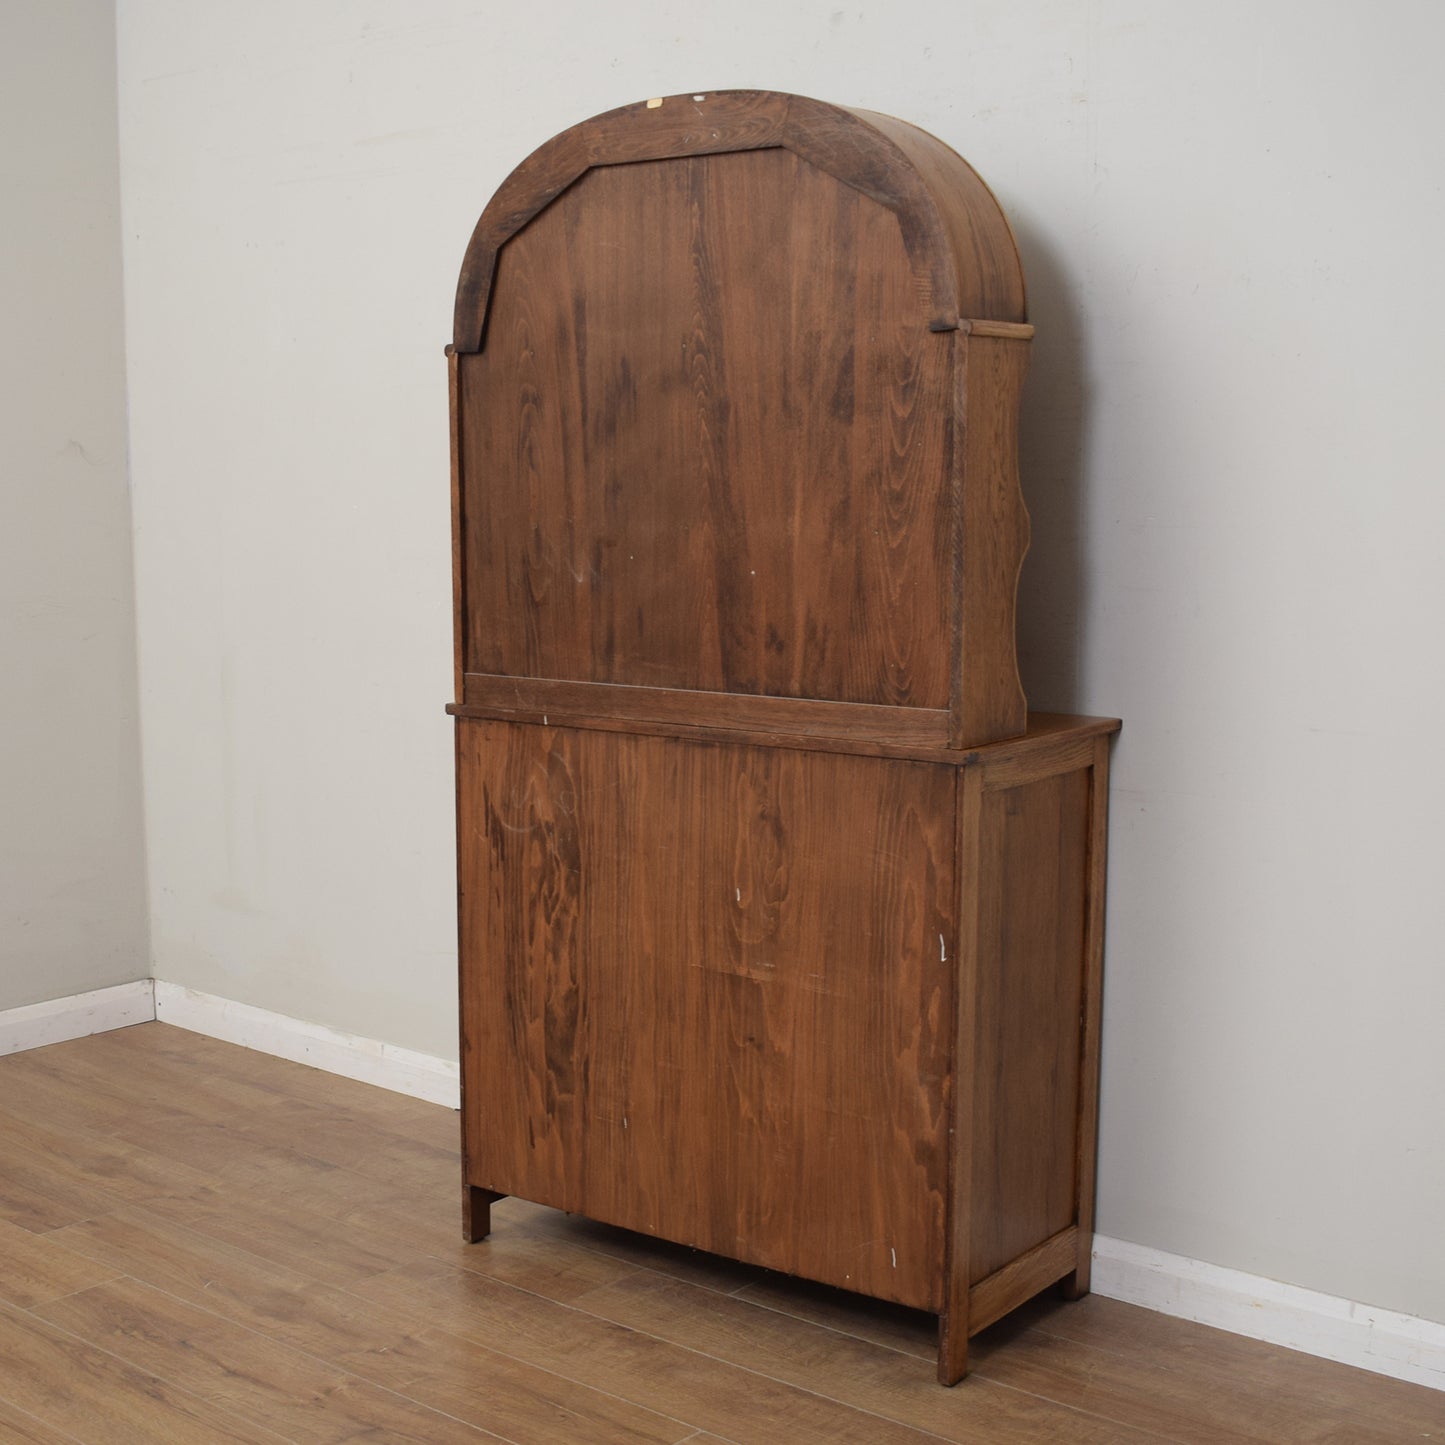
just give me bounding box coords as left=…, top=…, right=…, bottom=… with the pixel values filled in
left=0, top=1024, right=1438, bottom=1443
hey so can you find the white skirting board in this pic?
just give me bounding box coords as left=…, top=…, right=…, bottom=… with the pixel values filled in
left=1091, top=1236, right=1445, bottom=1392
left=1, top=982, right=1440, bottom=1390
left=151, top=981, right=460, bottom=1109
left=0, top=979, right=155, bottom=1055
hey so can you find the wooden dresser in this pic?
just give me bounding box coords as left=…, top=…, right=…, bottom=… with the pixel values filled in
left=446, top=89, right=1119, bottom=1383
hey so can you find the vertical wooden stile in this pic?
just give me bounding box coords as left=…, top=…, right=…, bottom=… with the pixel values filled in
left=940, top=760, right=983, bottom=1384
left=1064, top=734, right=1114, bottom=1298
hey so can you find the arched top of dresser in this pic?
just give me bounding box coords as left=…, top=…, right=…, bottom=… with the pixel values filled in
left=451, top=89, right=1026, bottom=353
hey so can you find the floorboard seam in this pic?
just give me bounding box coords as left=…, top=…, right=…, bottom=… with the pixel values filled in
left=322, top=1270, right=755, bottom=1442
left=964, top=1368, right=1193, bottom=1445
left=91, top=1274, right=526, bottom=1444
left=0, top=1391, right=89, bottom=1445
left=497, top=1279, right=960, bottom=1442
left=113, top=1261, right=707, bottom=1445
left=0, top=1295, right=303, bottom=1445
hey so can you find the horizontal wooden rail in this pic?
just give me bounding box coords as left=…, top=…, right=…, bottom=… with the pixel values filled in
left=969, top=1226, right=1080, bottom=1335
left=457, top=673, right=952, bottom=747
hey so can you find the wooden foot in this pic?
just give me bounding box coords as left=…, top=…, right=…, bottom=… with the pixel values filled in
left=937, top=1305, right=969, bottom=1385
left=462, top=1183, right=504, bottom=1243
left=1058, top=1228, right=1093, bottom=1301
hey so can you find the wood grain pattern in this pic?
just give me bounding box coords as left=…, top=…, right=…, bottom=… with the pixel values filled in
left=0, top=1085, right=215, bottom=1231
left=452, top=90, right=1026, bottom=352
left=0, top=1295, right=287, bottom=1443
left=460, top=145, right=955, bottom=712
left=0, top=1026, right=1436, bottom=1441
left=850, top=108, right=1027, bottom=324
left=458, top=718, right=956, bottom=1309
left=35, top=1278, right=502, bottom=1444
left=566, top=1268, right=1166, bottom=1445
left=449, top=91, right=1110, bottom=1387
left=446, top=701, right=1120, bottom=768
left=937, top=736, right=1109, bottom=1378
left=0, top=1215, right=123, bottom=1309
left=356, top=1257, right=944, bottom=1445
left=968, top=764, right=1091, bottom=1284
left=449, top=90, right=1036, bottom=751
left=0, top=1397, right=80, bottom=1445
left=462, top=673, right=950, bottom=745
left=952, top=332, right=1031, bottom=746
left=454, top=712, right=1120, bottom=1379
left=132, top=1180, right=430, bottom=1290
left=326, top=1324, right=693, bottom=1445
left=975, top=730, right=1099, bottom=791
left=47, top=1207, right=686, bottom=1445
left=1064, top=734, right=1114, bottom=1298
left=939, top=757, right=984, bottom=1384
left=996, top=1290, right=1445, bottom=1443
left=960, top=319, right=1035, bottom=339
left=969, top=1226, right=1080, bottom=1334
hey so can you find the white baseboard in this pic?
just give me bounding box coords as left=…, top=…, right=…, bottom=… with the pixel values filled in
left=0, top=979, right=155, bottom=1055
left=1092, top=1235, right=1445, bottom=1393
left=6, top=983, right=1441, bottom=1393
left=152, top=980, right=460, bottom=1109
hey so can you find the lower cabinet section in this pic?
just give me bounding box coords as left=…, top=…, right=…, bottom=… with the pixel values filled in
left=456, top=712, right=1116, bottom=1383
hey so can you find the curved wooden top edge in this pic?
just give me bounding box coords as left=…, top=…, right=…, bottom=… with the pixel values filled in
left=849, top=108, right=1029, bottom=325
left=452, top=89, right=1026, bottom=352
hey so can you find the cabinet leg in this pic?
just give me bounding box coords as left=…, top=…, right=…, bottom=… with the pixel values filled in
left=1058, top=1234, right=1093, bottom=1301
left=937, top=1301, right=969, bottom=1385
left=462, top=1182, right=504, bottom=1243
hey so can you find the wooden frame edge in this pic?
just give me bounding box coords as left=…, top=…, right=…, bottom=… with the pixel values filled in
left=939, top=763, right=983, bottom=1384
left=1062, top=733, right=1113, bottom=1297
left=970, top=1227, right=1080, bottom=1333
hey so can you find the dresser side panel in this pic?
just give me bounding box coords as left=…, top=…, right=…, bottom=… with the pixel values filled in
left=967, top=765, right=1090, bottom=1283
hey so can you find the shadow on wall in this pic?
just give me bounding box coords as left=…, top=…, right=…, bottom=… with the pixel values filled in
left=1012, top=215, right=1089, bottom=716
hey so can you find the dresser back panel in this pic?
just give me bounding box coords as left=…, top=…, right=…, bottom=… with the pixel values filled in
left=457, top=717, right=957, bottom=1309
left=458, top=147, right=955, bottom=709
left=450, top=93, right=1117, bottom=1384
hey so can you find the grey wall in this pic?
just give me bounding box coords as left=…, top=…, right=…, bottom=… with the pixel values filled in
left=1, top=0, right=148, bottom=1010
left=115, top=0, right=1445, bottom=1325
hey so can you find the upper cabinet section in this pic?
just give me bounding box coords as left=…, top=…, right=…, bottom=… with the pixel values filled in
left=450, top=91, right=1032, bottom=749
left=452, top=90, right=1025, bottom=351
